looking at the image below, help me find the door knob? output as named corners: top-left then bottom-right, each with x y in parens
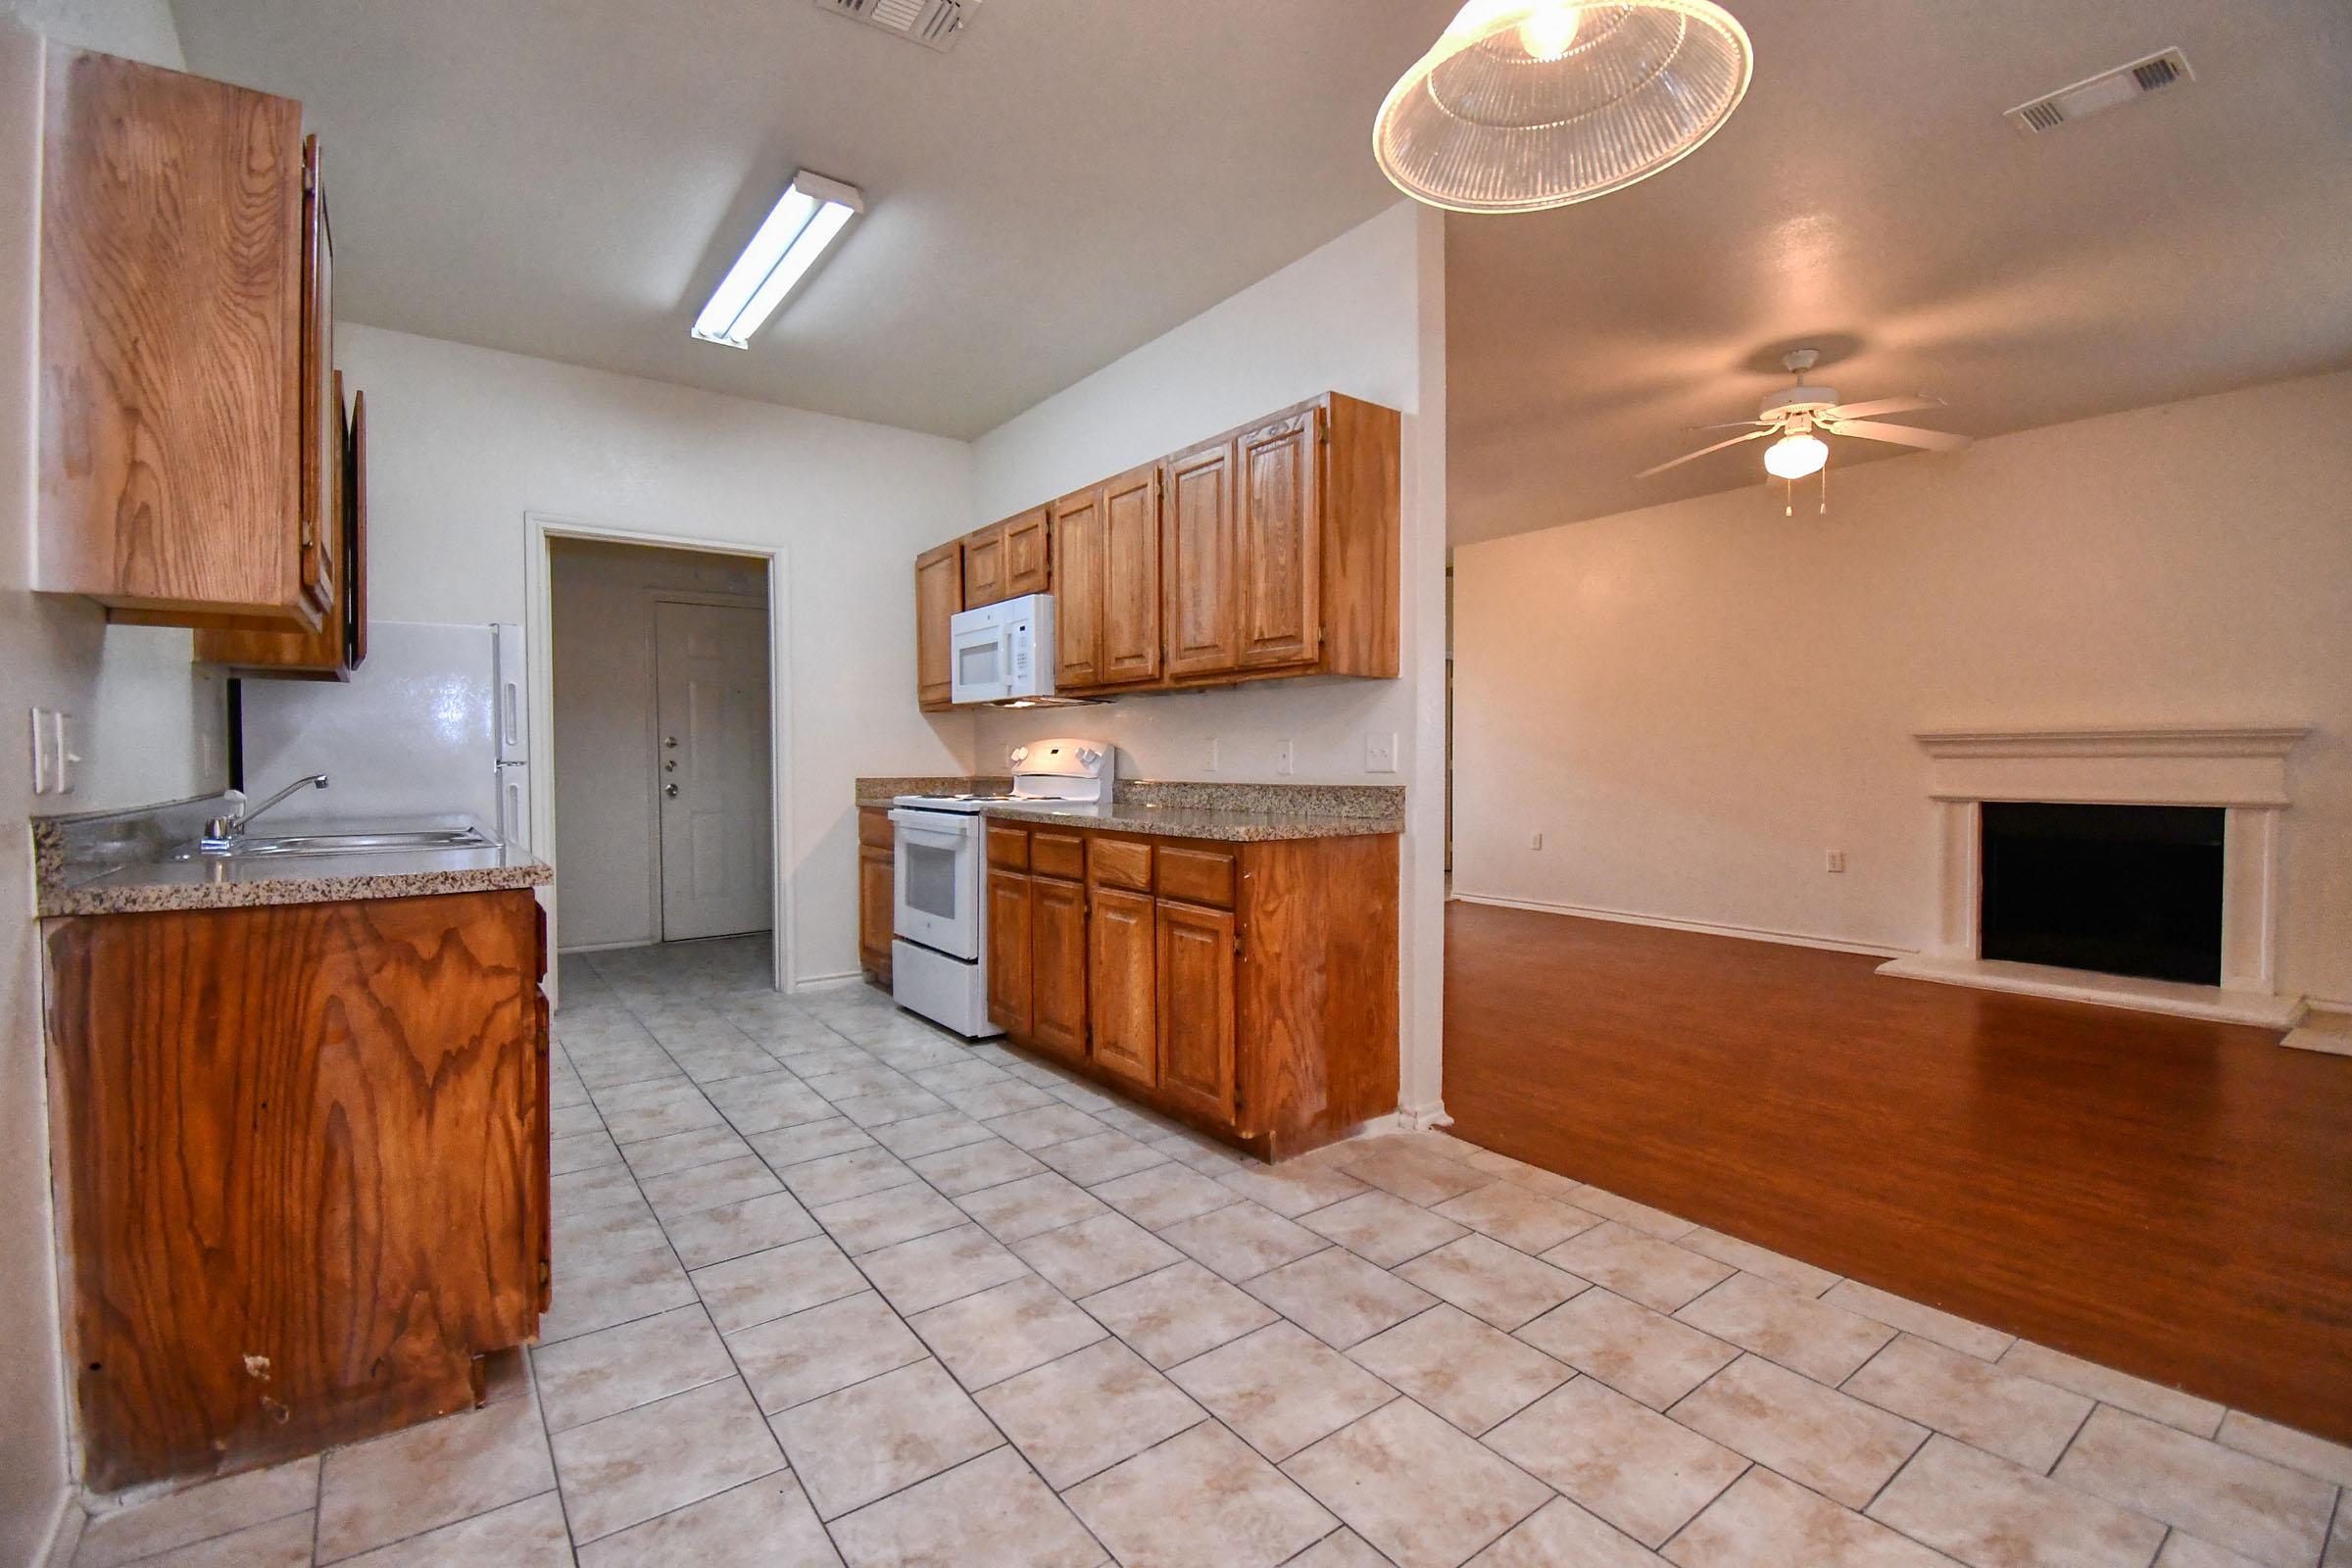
top-left (664, 783), bottom-right (679, 798)
top-left (662, 736), bottom-right (678, 749)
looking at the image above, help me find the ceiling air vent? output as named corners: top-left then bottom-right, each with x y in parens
top-left (2005, 48), bottom-right (2193, 133)
top-left (815, 0), bottom-right (978, 52)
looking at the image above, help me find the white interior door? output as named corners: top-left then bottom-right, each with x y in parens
top-left (655, 599), bottom-right (773, 941)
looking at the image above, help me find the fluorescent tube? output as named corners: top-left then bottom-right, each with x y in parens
top-left (691, 172), bottom-right (864, 348)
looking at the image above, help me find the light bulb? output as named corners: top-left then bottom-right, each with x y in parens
top-left (1519, 2), bottom-right (1581, 60)
top-left (1764, 433), bottom-right (1829, 480)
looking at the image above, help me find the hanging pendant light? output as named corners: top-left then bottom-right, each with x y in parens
top-left (1374, 0), bottom-right (1754, 214)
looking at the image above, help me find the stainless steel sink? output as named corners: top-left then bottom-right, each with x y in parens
top-left (221, 827), bottom-right (495, 858)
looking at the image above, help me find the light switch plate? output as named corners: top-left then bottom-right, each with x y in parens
top-left (1364, 731), bottom-right (1398, 773)
top-left (1273, 739), bottom-right (1295, 776)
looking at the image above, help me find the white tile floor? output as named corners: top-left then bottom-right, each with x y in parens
top-left (67, 936), bottom-right (2352, 1568)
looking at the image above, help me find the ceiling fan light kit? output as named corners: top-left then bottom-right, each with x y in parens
top-left (1374, 0), bottom-right (1754, 213)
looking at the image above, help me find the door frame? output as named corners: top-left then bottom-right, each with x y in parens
top-left (525, 512), bottom-right (795, 1000)
top-left (648, 590), bottom-right (771, 945)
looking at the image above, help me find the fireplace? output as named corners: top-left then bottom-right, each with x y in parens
top-left (1979, 803), bottom-right (2225, 985)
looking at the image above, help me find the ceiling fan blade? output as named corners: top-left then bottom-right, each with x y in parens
top-left (1636, 427), bottom-right (1774, 478)
top-left (1822, 418), bottom-right (1972, 453)
top-left (1688, 419), bottom-right (1775, 431)
top-left (1817, 395), bottom-right (1944, 422)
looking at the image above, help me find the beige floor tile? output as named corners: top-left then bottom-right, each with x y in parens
top-left (1871, 1435), bottom-right (2167, 1568)
top-left (108, 1512), bottom-right (316, 1568)
top-left (480, 1345), bottom-right (531, 1405)
top-left (551, 1162), bottom-right (642, 1218)
top-left (867, 1108), bottom-right (994, 1158)
top-left (75, 1457), bottom-right (318, 1568)
top-left (957, 1171), bottom-right (1113, 1241)
top-left (2157, 1536), bottom-right (2269, 1568)
top-left (826, 1446), bottom-right (1103, 1568)
top-left (1349, 1303), bottom-right (1570, 1435)
top-left (1433, 1182), bottom-right (1603, 1253)
top-left (811, 1181), bottom-right (966, 1253)
top-left (939, 1078), bottom-right (1062, 1120)
top-left (1300, 1191), bottom-right (1471, 1268)
top-left (618, 1124), bottom-right (757, 1181)
top-left (2215, 1408), bottom-right (2352, 1488)
top-left (1680, 1228), bottom-right (1840, 1298)
top-left (1067, 1420), bottom-right (1335, 1568)
top-left (1468, 1496), bottom-right (1668, 1567)
top-left (1086, 1259), bottom-right (1280, 1366)
top-left (659, 1190), bottom-right (821, 1270)
top-left (1822, 1279), bottom-right (2015, 1361)
top-left (1517, 1287), bottom-right (1740, 1411)
top-left (640, 1155), bottom-right (785, 1224)
top-left (2052, 1405), bottom-right (2334, 1568)
top-left (728, 1290), bottom-right (927, 1410)
top-left (1674, 1271), bottom-right (1896, 1386)
top-left (1170, 1321), bottom-right (1398, 1460)
top-left (1285, 1397), bottom-right (1550, 1568)
top-left (544, 1240), bottom-right (698, 1344)
top-left (906, 1136), bottom-right (1047, 1197)
top-left (1999, 1342), bottom-right (2226, 1437)
top-left (703, 1073), bottom-right (835, 1135)
top-left (1664, 1466), bottom-right (1949, 1568)
top-left (858, 1221), bottom-right (1032, 1314)
top-left (1338, 1143), bottom-right (1496, 1207)
top-left (745, 1116), bottom-right (877, 1168)
top-left (340, 1492), bottom-right (571, 1566)
top-left (1093, 1162), bottom-right (1245, 1228)
top-left (552, 1189), bottom-right (667, 1260)
top-left (1462, 1152), bottom-right (1589, 1204)
top-left (1214, 1160), bottom-right (1371, 1219)
top-left (1544, 1223), bottom-right (1733, 1314)
top-left (908, 1273), bottom-right (1107, 1388)
top-left (552, 1128), bottom-right (624, 1174)
top-left (1566, 1185), bottom-right (1699, 1241)
top-left (1160, 1199), bottom-right (1330, 1281)
top-left (1395, 1233), bottom-right (1587, 1330)
top-left (691, 1234), bottom-right (865, 1331)
top-left (978, 1337), bottom-right (1207, 1487)
top-left (776, 1145), bottom-right (918, 1207)
top-left (575, 1473), bottom-right (840, 1567)
top-left (1843, 1333), bottom-right (2093, 1473)
top-left (1012, 1210), bottom-right (1184, 1297)
top-left (551, 1376), bottom-right (783, 1544)
top-left (799, 1063), bottom-right (910, 1102)
top-left (597, 1079), bottom-right (726, 1145)
top-left (983, 1102), bottom-right (1109, 1151)
top-left (772, 1359), bottom-right (1004, 1520)
top-left (551, 1100), bottom-right (606, 1139)
top-left (318, 1396), bottom-right (556, 1561)
top-left (1672, 1354), bottom-right (1927, 1510)
top-left (1035, 1128), bottom-right (1171, 1185)
top-left (1287, 1530), bottom-right (1398, 1568)
top-left (531, 1302), bottom-right (734, 1431)
top-left (1247, 1248), bottom-right (1440, 1349)
top-left (1488, 1376), bottom-right (1746, 1546)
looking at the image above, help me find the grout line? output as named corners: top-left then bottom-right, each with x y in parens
top-left (2046, 1398), bottom-right (2102, 1477)
top-left (1654, 1459), bottom-right (1754, 1555)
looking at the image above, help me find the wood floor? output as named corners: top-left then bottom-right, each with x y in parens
top-left (1443, 902), bottom-right (2352, 1445)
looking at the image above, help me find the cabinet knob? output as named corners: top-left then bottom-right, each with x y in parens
top-left (664, 783), bottom-right (679, 798)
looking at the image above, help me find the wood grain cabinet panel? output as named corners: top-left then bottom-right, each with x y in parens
top-left (1161, 438), bottom-right (1238, 678)
top-left (987, 823), bottom-right (1031, 870)
top-left (914, 541), bottom-right (962, 710)
top-left (858, 810), bottom-right (895, 987)
top-left (1030, 830), bottom-right (1086, 881)
top-left (962, 523), bottom-right (1007, 610)
top-left (1100, 463), bottom-right (1163, 685)
top-left (987, 871), bottom-right (1034, 1036)
top-left (1157, 900), bottom-right (1238, 1123)
top-left (1236, 408), bottom-right (1321, 669)
top-left (1155, 845), bottom-right (1236, 909)
top-left (1051, 487), bottom-right (1105, 689)
top-left (1088, 885), bottom-right (1158, 1089)
top-left (1030, 875), bottom-right (1089, 1064)
top-left (1004, 507), bottom-right (1051, 597)
top-left (44, 890), bottom-right (546, 1491)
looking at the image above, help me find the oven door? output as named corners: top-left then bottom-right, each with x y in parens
top-left (890, 808), bottom-right (981, 959)
top-left (950, 611), bottom-right (1011, 705)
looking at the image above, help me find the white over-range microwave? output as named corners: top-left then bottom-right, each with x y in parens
top-left (950, 592), bottom-right (1056, 706)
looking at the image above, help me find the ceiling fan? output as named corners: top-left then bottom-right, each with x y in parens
top-left (1639, 350), bottom-right (1972, 507)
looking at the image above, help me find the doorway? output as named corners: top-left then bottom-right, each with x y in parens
top-left (548, 538), bottom-right (774, 954)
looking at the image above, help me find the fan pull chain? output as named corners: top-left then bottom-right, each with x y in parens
top-left (1820, 459), bottom-right (1829, 516)
top-left (1784, 475), bottom-right (1793, 518)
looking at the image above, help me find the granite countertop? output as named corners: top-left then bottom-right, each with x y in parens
top-left (33, 794), bottom-right (551, 917)
top-left (975, 799), bottom-right (1397, 843)
top-left (854, 777), bottom-right (1404, 843)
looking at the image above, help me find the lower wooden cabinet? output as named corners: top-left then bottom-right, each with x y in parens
top-left (982, 820), bottom-right (1397, 1159)
top-left (858, 807), bottom-right (895, 985)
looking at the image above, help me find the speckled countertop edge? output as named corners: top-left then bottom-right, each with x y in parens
top-left (976, 800), bottom-right (1400, 843)
top-left (37, 859), bottom-right (553, 918)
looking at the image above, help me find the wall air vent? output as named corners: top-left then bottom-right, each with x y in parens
top-left (2005, 48), bottom-right (2193, 133)
top-left (815, 0), bottom-right (978, 52)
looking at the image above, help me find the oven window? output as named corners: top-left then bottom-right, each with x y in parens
top-left (957, 640), bottom-right (1002, 688)
top-left (903, 841), bottom-right (961, 921)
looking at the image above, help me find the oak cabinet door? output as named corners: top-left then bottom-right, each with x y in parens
top-left (858, 843), bottom-right (894, 981)
top-left (1004, 507), bottom-right (1051, 597)
top-left (1100, 463), bottom-right (1162, 685)
top-left (1161, 439), bottom-right (1237, 678)
top-left (986, 871), bottom-right (1034, 1037)
top-left (1088, 886), bottom-right (1157, 1088)
top-left (1030, 876), bottom-right (1089, 1064)
top-left (1051, 486), bottom-right (1105, 689)
top-left (1236, 408), bottom-right (1321, 669)
top-left (1156, 900), bottom-right (1238, 1125)
top-left (962, 523), bottom-right (1007, 609)
top-left (914, 542), bottom-right (962, 709)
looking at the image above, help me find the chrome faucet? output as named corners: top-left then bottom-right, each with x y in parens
top-left (201, 774), bottom-right (329, 854)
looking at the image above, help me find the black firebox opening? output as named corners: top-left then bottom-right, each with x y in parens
top-left (1979, 803), bottom-right (2225, 986)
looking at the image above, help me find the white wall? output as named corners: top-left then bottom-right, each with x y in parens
top-left (551, 539), bottom-right (769, 951)
top-left (970, 201), bottom-right (1452, 1118)
top-left (1452, 371), bottom-right (2352, 1005)
top-left (335, 324), bottom-right (974, 985)
top-left (1, 9), bottom-right (217, 1562)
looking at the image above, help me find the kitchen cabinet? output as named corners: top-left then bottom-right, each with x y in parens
top-left (1087, 884), bottom-right (1157, 1089)
top-left (1157, 899), bottom-right (1238, 1124)
top-left (43, 889), bottom-right (548, 1491)
top-left (858, 807), bottom-right (895, 985)
top-left (1234, 406), bottom-right (1321, 669)
top-left (1004, 506), bottom-right (1052, 597)
top-left (1050, 484), bottom-right (1105, 689)
top-left (962, 522), bottom-right (1006, 610)
top-left (1029, 870), bottom-right (1088, 1062)
top-left (38, 45), bottom-right (345, 632)
top-left (1161, 436), bottom-right (1238, 678)
top-left (1053, 463), bottom-right (1161, 689)
top-left (985, 869), bottom-right (1033, 1037)
top-left (914, 542), bottom-right (962, 710)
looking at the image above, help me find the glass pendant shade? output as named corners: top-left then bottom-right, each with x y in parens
top-left (1375, 0), bottom-right (1754, 213)
top-left (1764, 433), bottom-right (1829, 479)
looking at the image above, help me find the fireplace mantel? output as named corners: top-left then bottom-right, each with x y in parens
top-left (1881, 723), bottom-right (2311, 1028)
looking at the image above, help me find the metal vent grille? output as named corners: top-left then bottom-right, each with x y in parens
top-left (815, 0), bottom-right (976, 52)
top-left (2004, 48), bottom-right (2193, 134)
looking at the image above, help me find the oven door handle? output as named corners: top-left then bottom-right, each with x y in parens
top-left (888, 811), bottom-right (973, 850)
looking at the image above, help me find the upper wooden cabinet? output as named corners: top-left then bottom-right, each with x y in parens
top-left (961, 523), bottom-right (1006, 610)
top-left (1234, 406), bottom-right (1322, 670)
top-left (1003, 506), bottom-right (1051, 597)
top-left (914, 541), bottom-right (962, 710)
top-left (1052, 462), bottom-right (1162, 692)
top-left (1050, 484), bottom-right (1105, 690)
top-left (1162, 436), bottom-right (1238, 679)
top-left (38, 46), bottom-right (342, 631)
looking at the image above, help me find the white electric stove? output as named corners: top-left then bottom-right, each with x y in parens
top-left (889, 739), bottom-right (1112, 1036)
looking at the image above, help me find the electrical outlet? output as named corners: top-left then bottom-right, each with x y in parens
top-left (1825, 850), bottom-right (1846, 873)
top-left (1530, 830), bottom-right (1544, 851)
top-left (28, 708), bottom-right (79, 796)
top-left (1364, 731), bottom-right (1398, 773)
top-left (1273, 739), bottom-right (1295, 776)
top-left (1203, 737), bottom-right (1220, 773)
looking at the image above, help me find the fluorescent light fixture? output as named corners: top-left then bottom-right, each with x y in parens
top-left (692, 171), bottom-right (864, 348)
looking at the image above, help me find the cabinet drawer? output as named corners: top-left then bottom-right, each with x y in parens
top-left (1031, 830), bottom-right (1086, 881)
top-left (1155, 846), bottom-right (1237, 909)
top-left (858, 808), bottom-right (895, 849)
top-left (986, 824), bottom-right (1030, 870)
top-left (1089, 837), bottom-right (1152, 892)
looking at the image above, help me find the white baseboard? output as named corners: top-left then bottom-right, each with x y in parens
top-left (40, 1489), bottom-right (83, 1568)
top-left (1450, 892), bottom-right (1908, 959)
top-left (556, 938), bottom-right (659, 956)
top-left (792, 969), bottom-right (866, 992)
top-left (1396, 1100), bottom-right (1452, 1133)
